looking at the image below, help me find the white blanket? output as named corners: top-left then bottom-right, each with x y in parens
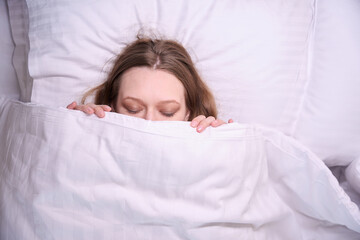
top-left (0, 97), bottom-right (359, 239)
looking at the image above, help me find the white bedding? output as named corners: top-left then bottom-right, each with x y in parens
top-left (5, 0), bottom-right (360, 168)
top-left (1, 97), bottom-right (359, 239)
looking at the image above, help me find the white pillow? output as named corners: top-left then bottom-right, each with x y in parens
top-left (0, 0), bottom-right (20, 99)
top-left (11, 0), bottom-right (313, 133)
top-left (292, 0), bottom-right (360, 166)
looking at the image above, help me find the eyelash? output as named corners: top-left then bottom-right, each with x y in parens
top-left (126, 109), bottom-right (139, 114)
top-left (162, 112), bottom-right (175, 117)
top-left (125, 107), bottom-right (175, 117)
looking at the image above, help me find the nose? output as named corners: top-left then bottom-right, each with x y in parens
top-left (144, 110), bottom-right (155, 121)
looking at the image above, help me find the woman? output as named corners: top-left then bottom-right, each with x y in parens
top-left (67, 37), bottom-right (232, 133)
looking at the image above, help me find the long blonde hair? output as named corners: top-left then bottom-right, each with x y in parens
top-left (82, 37), bottom-right (217, 120)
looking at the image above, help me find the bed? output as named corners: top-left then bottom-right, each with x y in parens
top-left (1, 0), bottom-right (360, 239)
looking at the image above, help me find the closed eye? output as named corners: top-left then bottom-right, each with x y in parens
top-left (161, 112), bottom-right (175, 117)
top-left (126, 108), bottom-right (141, 114)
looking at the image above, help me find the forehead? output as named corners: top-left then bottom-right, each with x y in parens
top-left (119, 67), bottom-right (185, 101)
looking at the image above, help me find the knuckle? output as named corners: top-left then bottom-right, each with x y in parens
top-left (206, 116), bottom-right (216, 123)
top-left (95, 107), bottom-right (103, 113)
top-left (200, 122), bottom-right (209, 128)
top-left (102, 105), bottom-right (111, 111)
top-left (86, 103), bottom-right (96, 109)
top-left (207, 116), bottom-right (216, 121)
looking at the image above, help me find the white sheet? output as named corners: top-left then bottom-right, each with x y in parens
top-left (0, 97), bottom-right (359, 239)
top-left (0, 0), bottom-right (20, 99)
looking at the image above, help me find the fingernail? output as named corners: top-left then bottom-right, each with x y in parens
top-left (191, 121), bottom-right (198, 127)
top-left (197, 126), bottom-right (202, 132)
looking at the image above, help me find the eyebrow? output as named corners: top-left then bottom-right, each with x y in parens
top-left (122, 97), bottom-right (180, 106)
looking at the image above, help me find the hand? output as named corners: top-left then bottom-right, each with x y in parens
top-left (190, 115), bottom-right (234, 133)
top-left (66, 101), bottom-right (112, 118)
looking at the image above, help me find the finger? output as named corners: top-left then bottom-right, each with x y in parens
top-left (228, 119), bottom-right (234, 123)
top-left (76, 104), bottom-right (95, 115)
top-left (93, 105), bottom-right (106, 118)
top-left (190, 115), bottom-right (206, 128)
top-left (197, 116), bottom-right (215, 133)
top-left (66, 101), bottom-right (77, 109)
top-left (101, 105), bottom-right (112, 112)
top-left (210, 119), bottom-right (226, 127)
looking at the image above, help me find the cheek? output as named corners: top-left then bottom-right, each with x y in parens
top-left (174, 108), bottom-right (189, 121)
top-left (185, 110), bottom-right (190, 121)
top-left (116, 107), bottom-right (125, 114)
top-left (173, 99), bottom-right (188, 121)
top-left (114, 103), bottom-right (123, 114)
top-left (113, 97), bottom-right (121, 113)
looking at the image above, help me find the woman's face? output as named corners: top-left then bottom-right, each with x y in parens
top-left (115, 66), bottom-right (189, 121)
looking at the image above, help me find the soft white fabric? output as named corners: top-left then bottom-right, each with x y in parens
top-left (346, 158), bottom-right (360, 195)
top-left (6, 0), bottom-right (31, 101)
top-left (6, 0), bottom-right (360, 167)
top-left (3, 1), bottom-right (360, 238)
top-left (0, 97), bottom-right (359, 239)
top-left (13, 0), bottom-right (313, 133)
top-left (292, 0), bottom-right (360, 166)
top-left (0, 0), bottom-right (20, 99)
